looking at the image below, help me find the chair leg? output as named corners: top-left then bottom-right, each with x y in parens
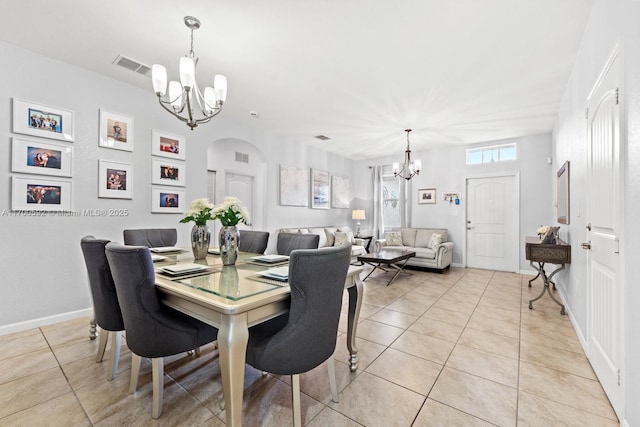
top-left (327, 354), bottom-right (339, 403)
top-left (106, 331), bottom-right (121, 381)
top-left (151, 357), bottom-right (164, 419)
top-left (129, 353), bottom-right (141, 393)
top-left (96, 328), bottom-right (108, 363)
top-left (291, 374), bottom-right (302, 427)
top-left (195, 346), bottom-right (201, 356)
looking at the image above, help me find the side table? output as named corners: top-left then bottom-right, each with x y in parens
top-left (355, 235), bottom-right (374, 252)
top-left (525, 236), bottom-right (571, 315)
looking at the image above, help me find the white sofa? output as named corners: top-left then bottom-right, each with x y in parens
top-left (279, 226), bottom-right (367, 259)
top-left (374, 228), bottom-right (453, 272)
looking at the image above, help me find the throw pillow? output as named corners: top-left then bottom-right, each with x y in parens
top-left (334, 231), bottom-right (352, 246)
top-left (428, 233), bottom-right (444, 249)
top-left (324, 227), bottom-right (337, 246)
top-left (385, 231), bottom-right (403, 246)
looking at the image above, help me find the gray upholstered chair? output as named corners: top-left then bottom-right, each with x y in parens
top-left (123, 228), bottom-right (177, 247)
top-left (238, 230), bottom-right (270, 254)
top-left (80, 235), bottom-right (124, 381)
top-left (245, 244), bottom-right (351, 427)
top-left (276, 232), bottom-right (320, 256)
top-left (104, 242), bottom-right (218, 419)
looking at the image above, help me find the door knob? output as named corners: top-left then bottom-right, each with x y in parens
top-left (581, 242), bottom-right (591, 250)
top-left (586, 223), bottom-right (592, 231)
top-left (466, 227), bottom-right (474, 230)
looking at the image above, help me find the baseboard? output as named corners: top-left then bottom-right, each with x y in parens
top-left (0, 308), bottom-right (93, 336)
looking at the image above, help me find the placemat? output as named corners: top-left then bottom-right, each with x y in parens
top-left (247, 274), bottom-right (289, 287)
top-left (245, 259), bottom-right (289, 267)
top-left (156, 267), bottom-right (220, 280)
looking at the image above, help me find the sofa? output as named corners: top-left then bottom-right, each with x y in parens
top-left (279, 226), bottom-right (367, 259)
top-left (374, 228), bottom-right (454, 272)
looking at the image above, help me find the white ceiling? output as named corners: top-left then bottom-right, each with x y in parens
top-left (0, 0), bottom-right (594, 160)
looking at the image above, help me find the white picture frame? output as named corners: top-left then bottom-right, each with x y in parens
top-left (311, 169), bottom-right (330, 209)
top-left (11, 176), bottom-right (73, 211)
top-left (151, 158), bottom-right (186, 187)
top-left (331, 175), bottom-right (350, 209)
top-left (98, 160), bottom-right (133, 199)
top-left (99, 109), bottom-right (134, 151)
top-left (151, 129), bottom-right (186, 160)
top-left (12, 98), bottom-right (74, 142)
top-left (279, 165), bottom-right (308, 207)
top-left (12, 137), bottom-right (73, 177)
top-left (151, 187), bottom-right (185, 213)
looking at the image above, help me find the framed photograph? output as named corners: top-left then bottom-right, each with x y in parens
top-left (151, 187), bottom-right (184, 213)
top-left (331, 175), bottom-right (350, 209)
top-left (418, 188), bottom-right (436, 204)
top-left (151, 158), bottom-right (186, 187)
top-left (311, 169), bottom-right (330, 209)
top-left (99, 109), bottom-right (134, 151)
top-left (12, 98), bottom-right (74, 142)
top-left (12, 138), bottom-right (73, 177)
top-left (11, 176), bottom-right (72, 211)
top-left (151, 129), bottom-right (186, 160)
top-left (279, 165), bottom-right (308, 207)
top-left (98, 160), bottom-right (132, 199)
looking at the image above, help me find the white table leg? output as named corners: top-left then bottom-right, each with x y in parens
top-left (346, 275), bottom-right (363, 372)
top-left (218, 313), bottom-right (249, 427)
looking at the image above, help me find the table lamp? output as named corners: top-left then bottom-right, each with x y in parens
top-left (351, 209), bottom-right (366, 237)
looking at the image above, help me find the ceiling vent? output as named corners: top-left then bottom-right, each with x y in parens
top-left (315, 135), bottom-right (330, 141)
top-left (235, 152), bottom-right (249, 163)
top-left (112, 54), bottom-right (151, 76)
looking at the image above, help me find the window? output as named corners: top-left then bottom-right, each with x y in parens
top-left (466, 143), bottom-right (517, 164)
top-left (382, 174), bottom-right (402, 229)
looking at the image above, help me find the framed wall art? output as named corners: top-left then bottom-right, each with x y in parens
top-left (99, 109), bottom-right (134, 151)
top-left (151, 187), bottom-right (184, 213)
top-left (11, 176), bottom-right (72, 211)
top-left (279, 165), bottom-right (308, 207)
top-left (12, 137), bottom-right (73, 177)
top-left (151, 158), bottom-right (186, 187)
top-left (311, 169), bottom-right (330, 209)
top-left (331, 175), bottom-right (350, 209)
top-left (12, 98), bottom-right (74, 142)
top-left (151, 129), bottom-right (186, 160)
top-left (418, 188), bottom-right (436, 204)
top-left (98, 160), bottom-right (132, 199)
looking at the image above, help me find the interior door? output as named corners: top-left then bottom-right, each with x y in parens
top-left (225, 172), bottom-right (254, 229)
top-left (585, 42), bottom-right (624, 414)
top-left (466, 174), bottom-right (518, 272)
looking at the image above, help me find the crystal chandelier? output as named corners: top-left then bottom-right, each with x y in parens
top-left (151, 16), bottom-right (227, 130)
top-left (393, 129), bottom-right (421, 180)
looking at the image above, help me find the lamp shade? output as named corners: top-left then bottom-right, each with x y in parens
top-left (352, 210), bottom-right (366, 220)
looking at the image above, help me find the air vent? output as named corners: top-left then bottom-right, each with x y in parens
top-left (315, 135), bottom-right (330, 141)
top-left (235, 152), bottom-right (249, 163)
top-left (112, 55), bottom-right (151, 76)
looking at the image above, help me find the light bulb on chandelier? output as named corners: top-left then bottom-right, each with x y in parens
top-left (392, 129), bottom-right (421, 180)
top-left (151, 16), bottom-right (227, 130)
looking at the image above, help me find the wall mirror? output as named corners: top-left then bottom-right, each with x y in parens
top-left (557, 160), bottom-right (570, 224)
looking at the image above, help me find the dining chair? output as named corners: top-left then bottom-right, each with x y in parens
top-left (104, 242), bottom-right (218, 419)
top-left (80, 235), bottom-right (124, 381)
top-left (123, 228), bottom-right (177, 247)
top-left (238, 230), bottom-right (270, 254)
top-left (276, 232), bottom-right (320, 256)
top-left (245, 244), bottom-right (351, 427)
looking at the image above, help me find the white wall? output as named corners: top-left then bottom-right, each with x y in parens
top-left (553, 0), bottom-right (640, 425)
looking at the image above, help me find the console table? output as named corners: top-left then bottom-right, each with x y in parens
top-left (525, 236), bottom-right (571, 315)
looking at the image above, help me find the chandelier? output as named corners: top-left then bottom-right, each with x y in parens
top-left (393, 129), bottom-right (421, 180)
top-left (151, 16), bottom-right (227, 130)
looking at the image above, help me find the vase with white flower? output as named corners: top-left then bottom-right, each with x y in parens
top-left (180, 198), bottom-right (214, 260)
top-left (211, 196), bottom-right (250, 265)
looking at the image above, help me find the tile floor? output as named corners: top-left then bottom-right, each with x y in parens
top-left (0, 267), bottom-right (619, 426)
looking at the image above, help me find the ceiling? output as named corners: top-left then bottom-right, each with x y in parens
top-left (0, 0), bottom-right (594, 160)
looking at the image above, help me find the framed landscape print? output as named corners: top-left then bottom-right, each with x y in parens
top-left (331, 175), bottom-right (349, 209)
top-left (418, 188), bottom-right (436, 204)
top-left (151, 129), bottom-right (186, 160)
top-left (11, 176), bottom-right (72, 211)
top-left (311, 169), bottom-right (330, 209)
top-left (12, 138), bottom-right (73, 177)
top-left (99, 109), bottom-right (134, 151)
top-left (279, 165), bottom-right (308, 207)
top-left (151, 158), bottom-right (186, 187)
top-left (12, 98), bottom-right (74, 142)
top-left (151, 187), bottom-right (184, 213)
top-left (98, 160), bottom-right (132, 199)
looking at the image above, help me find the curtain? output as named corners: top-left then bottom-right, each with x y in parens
top-left (370, 165), bottom-right (384, 239)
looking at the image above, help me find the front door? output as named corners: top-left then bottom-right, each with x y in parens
top-left (465, 174), bottom-right (518, 272)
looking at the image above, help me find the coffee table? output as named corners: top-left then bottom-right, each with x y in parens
top-left (358, 249), bottom-right (416, 286)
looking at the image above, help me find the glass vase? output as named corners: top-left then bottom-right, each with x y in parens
top-left (191, 224), bottom-right (211, 260)
top-left (219, 225), bottom-right (239, 266)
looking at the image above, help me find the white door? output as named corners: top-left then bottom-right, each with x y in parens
top-left (466, 175), bottom-right (518, 271)
top-left (225, 172), bottom-right (254, 229)
top-left (585, 42), bottom-right (624, 414)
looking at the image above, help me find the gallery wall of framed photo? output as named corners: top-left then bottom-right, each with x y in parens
top-left (149, 129), bottom-right (186, 213)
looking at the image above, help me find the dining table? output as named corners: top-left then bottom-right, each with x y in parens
top-left (150, 249), bottom-right (364, 427)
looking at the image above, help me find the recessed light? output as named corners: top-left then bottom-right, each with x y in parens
top-left (249, 111), bottom-right (259, 118)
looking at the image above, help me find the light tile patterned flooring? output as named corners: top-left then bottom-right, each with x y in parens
top-left (0, 267), bottom-right (619, 426)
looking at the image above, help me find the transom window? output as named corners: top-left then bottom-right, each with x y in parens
top-left (466, 143), bottom-right (517, 165)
